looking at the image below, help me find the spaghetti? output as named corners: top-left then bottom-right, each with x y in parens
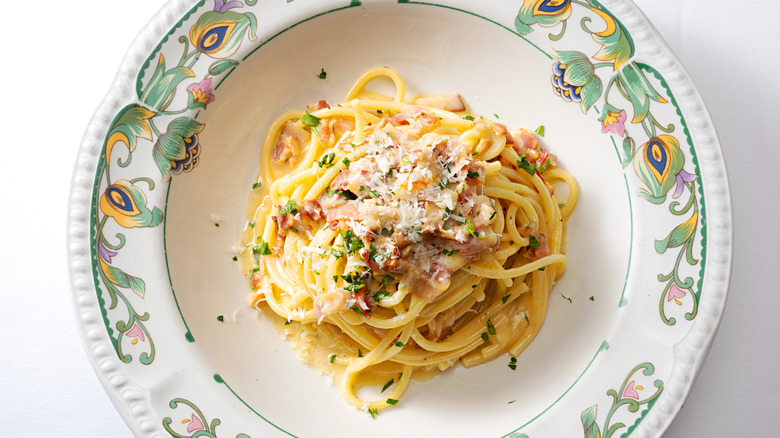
top-left (240, 67), bottom-right (577, 413)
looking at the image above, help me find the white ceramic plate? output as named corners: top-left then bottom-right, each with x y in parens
top-left (68, 1), bottom-right (732, 436)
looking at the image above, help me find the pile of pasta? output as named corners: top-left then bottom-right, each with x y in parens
top-left (240, 67), bottom-right (577, 413)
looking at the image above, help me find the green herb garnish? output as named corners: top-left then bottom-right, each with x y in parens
top-left (486, 319), bottom-right (496, 336)
top-left (217, 315), bottom-right (224, 322)
top-left (517, 156), bottom-right (536, 175)
top-left (301, 111), bottom-right (321, 127)
top-left (508, 357), bottom-right (517, 370)
top-left (534, 125), bottom-right (545, 136)
top-left (317, 68), bottom-right (327, 79)
top-left (279, 200), bottom-right (299, 216)
top-left (386, 398), bottom-right (399, 405)
top-left (528, 234), bottom-right (540, 249)
top-left (463, 115), bottom-right (475, 121)
top-left (381, 378), bottom-right (394, 393)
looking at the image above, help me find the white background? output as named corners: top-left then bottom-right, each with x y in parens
top-left (0, 0), bottom-right (777, 436)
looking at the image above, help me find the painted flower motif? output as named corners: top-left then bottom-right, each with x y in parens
top-left (97, 240), bottom-right (118, 263)
top-left (622, 380), bottom-right (642, 400)
top-left (152, 117), bottom-right (206, 180)
top-left (598, 103), bottom-right (626, 136)
top-left (585, 6), bottom-right (634, 69)
top-left (616, 62), bottom-right (667, 124)
top-left (667, 283), bottom-right (687, 305)
top-left (551, 50), bottom-right (603, 113)
top-left (100, 180), bottom-right (164, 229)
top-left (189, 3), bottom-right (257, 59)
top-left (125, 322), bottom-right (146, 346)
top-left (515, 0), bottom-right (572, 35)
top-left (184, 413), bottom-right (205, 433)
top-left (633, 134), bottom-right (685, 203)
top-left (673, 168), bottom-right (697, 198)
top-left (186, 78), bottom-right (215, 110)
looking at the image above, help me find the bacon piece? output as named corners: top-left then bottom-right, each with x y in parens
top-left (299, 200), bottom-right (324, 222)
top-left (507, 128), bottom-right (539, 157)
top-left (326, 202), bottom-right (361, 228)
top-left (388, 106), bottom-right (424, 125)
top-left (272, 121), bottom-right (309, 163)
top-left (307, 100), bottom-right (330, 112)
top-left (522, 229), bottom-right (551, 261)
top-left (313, 287), bottom-right (350, 323)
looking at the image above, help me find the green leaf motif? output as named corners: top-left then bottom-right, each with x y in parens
top-left (152, 117), bottom-right (205, 180)
top-left (100, 259), bottom-right (147, 299)
top-left (585, 6), bottom-right (634, 69)
top-left (621, 136), bottom-right (636, 169)
top-left (208, 59), bottom-right (239, 76)
top-left (617, 62), bottom-right (667, 124)
top-left (581, 405), bottom-right (602, 438)
top-left (139, 54), bottom-right (195, 110)
top-left (168, 116), bottom-right (206, 138)
top-left (655, 212), bottom-right (697, 253)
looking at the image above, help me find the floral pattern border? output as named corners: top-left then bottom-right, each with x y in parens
top-left (514, 0), bottom-right (705, 325)
top-left (80, 0), bottom-right (710, 435)
top-left (90, 0), bottom-right (259, 364)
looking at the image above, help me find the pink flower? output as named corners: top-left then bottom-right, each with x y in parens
top-left (622, 380), bottom-right (642, 400)
top-left (125, 323), bottom-right (146, 346)
top-left (187, 78), bottom-right (215, 110)
top-left (666, 283), bottom-right (687, 305)
top-left (185, 414), bottom-right (205, 433)
top-left (598, 104), bottom-right (627, 137)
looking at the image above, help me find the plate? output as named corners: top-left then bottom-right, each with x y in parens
top-left (67, 0), bottom-right (732, 436)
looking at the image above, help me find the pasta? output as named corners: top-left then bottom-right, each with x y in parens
top-left (240, 67), bottom-right (578, 413)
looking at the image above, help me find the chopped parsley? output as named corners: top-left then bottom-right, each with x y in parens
top-left (561, 293), bottom-right (573, 303)
top-left (467, 170), bottom-right (480, 178)
top-left (534, 125), bottom-right (545, 136)
top-left (508, 357), bottom-right (517, 370)
top-left (489, 210), bottom-right (497, 220)
top-left (517, 156), bottom-right (536, 175)
top-left (493, 113), bottom-right (499, 119)
top-left (316, 152), bottom-right (336, 168)
top-left (481, 332), bottom-right (489, 342)
top-left (380, 227), bottom-right (393, 236)
top-left (341, 229), bottom-right (364, 255)
top-left (217, 315), bottom-right (224, 322)
top-left (589, 296), bottom-right (595, 301)
top-left (342, 157), bottom-right (352, 167)
top-left (369, 190), bottom-right (379, 198)
top-left (253, 241), bottom-right (272, 256)
top-left (214, 223), bottom-right (220, 227)
top-left (465, 218), bottom-right (476, 237)
top-left (538, 266), bottom-right (546, 271)
top-left (501, 294), bottom-right (511, 304)
top-left (368, 407), bottom-right (378, 419)
top-left (358, 349), bottom-right (363, 357)
top-left (279, 200), bottom-right (299, 216)
top-left (381, 275), bottom-right (395, 287)
top-left (373, 290), bottom-right (391, 302)
top-left (344, 283), bottom-right (365, 292)
top-left (331, 248), bottom-right (344, 258)
top-left (350, 304), bottom-right (362, 315)
top-left (524, 314), bottom-right (530, 324)
top-left (486, 319), bottom-right (496, 336)
top-left (386, 398), bottom-right (399, 405)
top-left (381, 378), bottom-right (394, 393)
top-left (252, 182), bottom-right (262, 189)
top-left (329, 354), bottom-right (336, 364)
top-left (463, 115), bottom-right (475, 121)
top-left (393, 341), bottom-right (404, 348)
top-left (301, 111), bottom-right (321, 127)
top-left (442, 248), bottom-right (459, 256)
top-left (232, 256), bottom-right (238, 261)
top-left (528, 234), bottom-right (541, 249)
top-left (317, 68), bottom-right (327, 79)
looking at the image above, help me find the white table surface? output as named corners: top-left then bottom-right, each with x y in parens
top-left (1, 0), bottom-right (777, 436)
